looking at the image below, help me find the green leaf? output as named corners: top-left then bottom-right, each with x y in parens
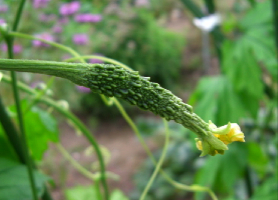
top-left (0, 158), bottom-right (50, 200)
top-left (111, 189), bottom-right (129, 200)
top-left (189, 76), bottom-right (245, 126)
top-left (194, 143), bottom-right (248, 200)
top-left (0, 129), bottom-right (18, 161)
top-left (250, 174), bottom-right (278, 200)
top-left (247, 143), bottom-right (269, 178)
top-left (222, 38), bottom-right (264, 118)
top-left (9, 100), bottom-right (59, 160)
top-left (65, 185), bottom-right (97, 200)
top-left (223, 39), bottom-right (263, 99)
top-left (239, 1), bottom-right (272, 28)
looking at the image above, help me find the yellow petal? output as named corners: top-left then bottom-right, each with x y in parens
top-left (216, 123), bottom-right (245, 144)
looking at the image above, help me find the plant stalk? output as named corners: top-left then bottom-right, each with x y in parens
top-left (5, 0), bottom-right (39, 198)
top-left (139, 119), bottom-right (170, 200)
top-left (0, 97), bottom-right (25, 163)
top-left (272, 0), bottom-right (278, 58)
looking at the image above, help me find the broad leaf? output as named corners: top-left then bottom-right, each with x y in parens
top-left (223, 39), bottom-right (263, 99)
top-left (247, 142), bottom-right (269, 178)
top-left (222, 38), bottom-right (264, 118)
top-left (9, 100), bottom-right (59, 160)
top-left (194, 143), bottom-right (248, 200)
top-left (250, 174), bottom-right (278, 200)
top-left (239, 1), bottom-right (272, 28)
top-left (0, 158), bottom-right (49, 200)
top-left (0, 129), bottom-right (18, 161)
top-left (189, 76), bottom-right (245, 126)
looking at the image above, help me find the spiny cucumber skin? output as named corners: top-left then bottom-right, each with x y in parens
top-left (84, 64), bottom-right (210, 136)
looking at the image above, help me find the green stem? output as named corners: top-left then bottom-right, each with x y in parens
top-left (64, 55), bottom-right (131, 71)
top-left (139, 119), bottom-right (170, 200)
top-left (56, 144), bottom-right (119, 182)
top-left (272, 0), bottom-right (278, 58)
top-left (1, 69), bottom-right (218, 199)
top-left (94, 180), bottom-right (103, 200)
top-left (180, 0), bottom-right (204, 18)
top-left (56, 144), bottom-right (97, 181)
top-left (113, 98), bottom-right (217, 200)
top-left (9, 32), bottom-right (85, 62)
top-left (0, 97), bottom-right (25, 163)
top-left (180, 0), bottom-right (224, 62)
top-left (203, 0), bottom-right (215, 14)
top-left (11, 0), bottom-right (26, 32)
top-left (24, 77), bottom-right (55, 113)
top-left (100, 95), bottom-right (114, 106)
top-left (6, 1), bottom-right (39, 199)
top-left (3, 31), bottom-right (109, 199)
top-left (1, 73), bottom-right (109, 200)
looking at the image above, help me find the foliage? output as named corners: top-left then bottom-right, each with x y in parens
top-left (131, 119), bottom-right (199, 200)
top-left (132, 0), bottom-right (277, 200)
top-left (65, 185), bottom-right (129, 200)
top-left (100, 9), bottom-right (185, 88)
top-left (0, 158), bottom-right (50, 200)
top-left (0, 0), bottom-right (277, 200)
top-left (8, 100), bottom-right (59, 160)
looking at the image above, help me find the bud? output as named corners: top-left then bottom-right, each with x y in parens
top-left (195, 121), bottom-right (245, 156)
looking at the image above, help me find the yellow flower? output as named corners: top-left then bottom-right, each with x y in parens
top-left (195, 134), bottom-right (227, 156)
top-left (213, 123), bottom-right (245, 145)
top-left (195, 121), bottom-right (245, 156)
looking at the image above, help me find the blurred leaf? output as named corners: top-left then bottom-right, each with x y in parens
top-left (223, 39), bottom-right (263, 99)
top-left (0, 133), bottom-right (18, 162)
top-left (194, 143), bottom-right (248, 200)
top-left (0, 158), bottom-right (49, 200)
top-left (189, 76), bottom-right (245, 126)
top-left (223, 0), bottom-right (276, 118)
top-left (239, 1), bottom-right (272, 28)
top-left (9, 100), bottom-right (59, 160)
top-left (250, 174), bottom-right (278, 200)
top-left (247, 142), bottom-right (269, 177)
top-left (245, 27), bottom-right (277, 81)
top-left (222, 37), bottom-right (264, 118)
top-left (65, 185), bottom-right (97, 200)
top-left (111, 189), bottom-right (129, 200)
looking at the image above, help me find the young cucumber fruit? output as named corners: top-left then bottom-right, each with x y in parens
top-left (84, 64), bottom-right (210, 137)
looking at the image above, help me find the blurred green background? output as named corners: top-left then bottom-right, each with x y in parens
top-left (0, 0), bottom-right (277, 200)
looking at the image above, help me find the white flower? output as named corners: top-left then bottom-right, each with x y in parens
top-left (193, 14), bottom-right (221, 32)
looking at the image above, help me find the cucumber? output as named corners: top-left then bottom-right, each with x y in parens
top-left (84, 64), bottom-right (210, 137)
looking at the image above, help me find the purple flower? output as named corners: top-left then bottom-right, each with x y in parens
top-left (60, 1), bottom-right (80, 16)
top-left (33, 0), bottom-right (50, 8)
top-left (32, 33), bottom-right (54, 47)
top-left (52, 25), bottom-right (63, 33)
top-left (76, 86), bottom-right (91, 93)
top-left (1, 44), bottom-right (22, 54)
top-left (0, 19), bottom-right (5, 25)
top-left (72, 34), bottom-right (88, 45)
top-left (0, 5), bottom-right (8, 13)
top-left (74, 14), bottom-right (102, 23)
